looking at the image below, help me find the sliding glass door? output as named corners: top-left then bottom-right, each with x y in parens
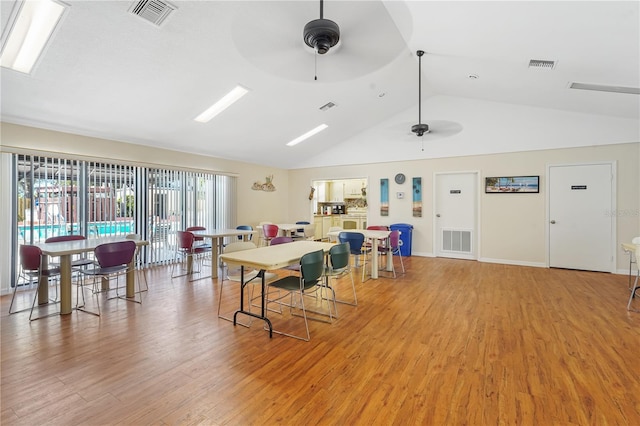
top-left (12, 154), bottom-right (236, 277)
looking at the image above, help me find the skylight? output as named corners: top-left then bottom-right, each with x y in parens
top-left (194, 85), bottom-right (250, 123)
top-left (0, 0), bottom-right (67, 74)
top-left (286, 124), bottom-right (328, 146)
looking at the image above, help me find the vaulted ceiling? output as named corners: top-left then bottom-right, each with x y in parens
top-left (2, 1), bottom-right (639, 169)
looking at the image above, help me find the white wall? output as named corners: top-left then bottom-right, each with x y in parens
top-left (288, 143), bottom-right (640, 271)
top-left (1, 122), bottom-right (638, 297)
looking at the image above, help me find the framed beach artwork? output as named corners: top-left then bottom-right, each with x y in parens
top-left (412, 177), bottom-right (422, 217)
top-left (485, 176), bottom-right (539, 193)
top-left (380, 178), bottom-right (389, 216)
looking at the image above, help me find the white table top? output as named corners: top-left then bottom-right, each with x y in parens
top-left (219, 240), bottom-right (334, 271)
top-left (36, 235), bottom-right (148, 256)
top-left (327, 229), bottom-right (391, 240)
top-left (191, 228), bottom-right (256, 239)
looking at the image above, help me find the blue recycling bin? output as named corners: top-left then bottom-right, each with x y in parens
top-left (390, 223), bottom-right (413, 256)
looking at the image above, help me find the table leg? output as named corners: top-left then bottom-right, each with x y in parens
top-left (38, 255), bottom-right (50, 305)
top-left (126, 260), bottom-right (135, 298)
top-left (233, 266), bottom-right (273, 337)
top-left (371, 238), bottom-right (379, 279)
top-left (385, 236), bottom-right (394, 272)
top-left (211, 237), bottom-right (219, 279)
top-left (59, 255), bottom-right (72, 314)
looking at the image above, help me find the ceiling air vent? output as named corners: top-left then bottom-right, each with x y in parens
top-left (129, 0), bottom-right (175, 26)
top-left (319, 102), bottom-right (336, 111)
top-left (528, 59), bottom-right (556, 70)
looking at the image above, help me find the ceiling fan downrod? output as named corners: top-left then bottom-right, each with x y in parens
top-left (411, 50), bottom-right (430, 137)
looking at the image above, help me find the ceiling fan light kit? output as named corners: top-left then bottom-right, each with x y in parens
top-left (304, 0), bottom-right (340, 55)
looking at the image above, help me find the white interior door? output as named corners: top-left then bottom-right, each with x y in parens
top-left (434, 172), bottom-right (478, 260)
top-left (548, 163), bottom-right (615, 272)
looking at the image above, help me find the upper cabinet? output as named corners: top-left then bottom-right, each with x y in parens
top-left (314, 178), bottom-right (367, 203)
top-left (344, 179), bottom-right (366, 197)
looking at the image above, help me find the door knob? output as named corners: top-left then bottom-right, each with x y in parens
top-left (550, 220), bottom-right (556, 224)
top-left (436, 214), bottom-right (441, 217)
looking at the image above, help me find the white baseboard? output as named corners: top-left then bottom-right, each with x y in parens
top-left (478, 257), bottom-right (547, 268)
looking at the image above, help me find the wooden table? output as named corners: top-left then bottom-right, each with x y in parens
top-left (36, 236), bottom-right (148, 314)
top-left (190, 229), bottom-right (256, 279)
top-left (327, 229), bottom-right (392, 279)
top-left (219, 240), bottom-right (335, 337)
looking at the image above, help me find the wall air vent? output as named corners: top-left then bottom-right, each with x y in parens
top-left (528, 59), bottom-right (556, 70)
top-left (129, 0), bottom-right (176, 26)
top-left (569, 82), bottom-right (640, 95)
top-left (319, 102), bottom-right (336, 111)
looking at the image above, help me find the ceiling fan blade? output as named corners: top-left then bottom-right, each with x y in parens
top-left (231, 0), bottom-right (407, 83)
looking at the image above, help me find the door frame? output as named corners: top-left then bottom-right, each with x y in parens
top-left (432, 170), bottom-right (481, 260)
top-left (545, 161), bottom-right (617, 271)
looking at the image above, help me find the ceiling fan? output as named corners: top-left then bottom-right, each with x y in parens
top-left (230, 1), bottom-right (407, 83)
top-left (401, 50), bottom-right (463, 149)
top-left (303, 0), bottom-right (340, 55)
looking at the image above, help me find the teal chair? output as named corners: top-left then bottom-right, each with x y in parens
top-left (324, 242), bottom-right (356, 312)
top-left (266, 249), bottom-right (328, 341)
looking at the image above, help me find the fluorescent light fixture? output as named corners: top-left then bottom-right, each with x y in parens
top-left (194, 85), bottom-right (249, 123)
top-left (286, 124), bottom-right (328, 146)
top-left (569, 82), bottom-right (640, 95)
top-left (0, 0), bottom-right (67, 74)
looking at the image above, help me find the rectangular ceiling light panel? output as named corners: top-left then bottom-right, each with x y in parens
top-left (194, 85), bottom-right (249, 123)
top-left (0, 0), bottom-right (67, 74)
top-left (569, 82), bottom-right (640, 95)
top-left (286, 124), bottom-right (328, 147)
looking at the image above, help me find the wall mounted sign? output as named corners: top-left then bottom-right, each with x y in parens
top-left (413, 177), bottom-right (422, 217)
top-left (571, 185), bottom-right (587, 190)
top-left (485, 176), bottom-right (539, 193)
top-left (380, 178), bottom-right (389, 216)
top-left (252, 174), bottom-right (276, 191)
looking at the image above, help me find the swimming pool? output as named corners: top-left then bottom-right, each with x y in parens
top-left (18, 221), bottom-right (134, 241)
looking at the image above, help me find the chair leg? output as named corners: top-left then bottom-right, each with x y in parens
top-left (628, 274), bottom-right (639, 312)
top-left (76, 273), bottom-right (100, 316)
top-left (8, 272), bottom-right (35, 314)
top-left (267, 289), bottom-right (311, 341)
top-left (29, 275), bottom-right (60, 321)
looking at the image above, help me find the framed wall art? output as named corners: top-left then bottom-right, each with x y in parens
top-left (485, 176), bottom-right (539, 193)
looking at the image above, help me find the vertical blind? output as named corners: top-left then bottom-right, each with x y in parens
top-left (13, 154), bottom-right (236, 270)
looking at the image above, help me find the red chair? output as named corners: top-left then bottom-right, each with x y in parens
top-left (365, 225), bottom-right (390, 258)
top-left (388, 230), bottom-right (405, 277)
top-left (9, 245), bottom-right (61, 321)
top-left (261, 224), bottom-right (279, 247)
top-left (78, 240), bottom-right (139, 315)
top-left (171, 230), bottom-right (212, 280)
top-left (270, 236), bottom-right (294, 245)
top-left (186, 226), bottom-right (211, 249)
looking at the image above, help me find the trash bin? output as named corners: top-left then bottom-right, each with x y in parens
top-left (390, 223), bottom-right (413, 256)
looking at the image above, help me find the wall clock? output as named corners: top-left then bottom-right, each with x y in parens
top-left (394, 173), bottom-right (406, 184)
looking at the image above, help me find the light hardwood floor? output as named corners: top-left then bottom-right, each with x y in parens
top-left (1, 256), bottom-right (639, 425)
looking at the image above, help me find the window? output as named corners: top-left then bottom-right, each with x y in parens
top-left (11, 154), bottom-right (236, 284)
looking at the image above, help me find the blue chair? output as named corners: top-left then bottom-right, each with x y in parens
top-left (338, 231), bottom-right (371, 282)
top-left (236, 225), bottom-right (253, 241)
top-left (293, 221), bottom-right (310, 238)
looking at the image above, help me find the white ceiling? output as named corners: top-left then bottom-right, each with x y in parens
top-left (1, 1), bottom-right (639, 169)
